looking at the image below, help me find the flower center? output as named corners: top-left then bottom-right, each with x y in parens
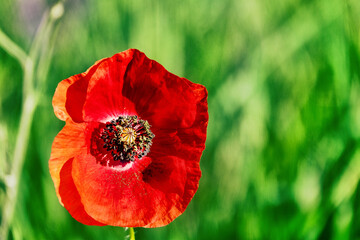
top-left (120, 127), bottom-right (136, 145)
top-left (93, 115), bottom-right (154, 164)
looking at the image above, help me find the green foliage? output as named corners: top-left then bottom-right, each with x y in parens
top-left (1, 0), bottom-right (360, 239)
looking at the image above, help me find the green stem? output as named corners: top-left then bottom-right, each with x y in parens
top-left (0, 28), bottom-right (27, 67)
top-left (0, 2), bottom-right (64, 239)
top-left (0, 93), bottom-right (37, 240)
top-left (129, 227), bottom-right (135, 240)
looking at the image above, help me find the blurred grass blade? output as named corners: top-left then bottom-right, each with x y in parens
top-left (0, 28), bottom-right (27, 67)
top-left (0, 2), bottom-right (64, 239)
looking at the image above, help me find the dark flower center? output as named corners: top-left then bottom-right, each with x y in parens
top-left (91, 115), bottom-right (154, 165)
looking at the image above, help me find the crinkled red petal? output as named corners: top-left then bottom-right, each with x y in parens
top-left (121, 50), bottom-right (197, 129)
top-left (49, 121), bottom-right (104, 225)
top-left (53, 49), bottom-right (199, 127)
top-left (59, 158), bottom-right (105, 226)
top-left (52, 59), bottom-right (107, 122)
top-left (71, 150), bottom-right (200, 227)
top-left (70, 82), bottom-right (207, 227)
top-left (144, 83), bottom-right (208, 227)
top-left (82, 51), bottom-right (137, 122)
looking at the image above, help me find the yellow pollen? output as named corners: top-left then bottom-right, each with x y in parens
top-left (121, 128), bottom-right (136, 145)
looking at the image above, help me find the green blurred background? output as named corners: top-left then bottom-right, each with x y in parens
top-left (1, 0), bottom-right (360, 239)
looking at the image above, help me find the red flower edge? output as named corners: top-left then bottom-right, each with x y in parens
top-left (49, 49), bottom-right (208, 227)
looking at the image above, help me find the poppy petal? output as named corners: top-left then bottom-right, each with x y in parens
top-left (49, 121), bottom-right (86, 199)
top-left (82, 51), bottom-right (137, 122)
top-left (52, 74), bottom-right (82, 121)
top-left (52, 59), bottom-right (107, 122)
top-left (150, 81), bottom-right (208, 160)
top-left (141, 156), bottom-right (202, 228)
top-left (59, 158), bottom-right (105, 225)
top-left (49, 121), bottom-right (104, 225)
top-left (141, 84), bottom-right (207, 228)
top-left (54, 49), bottom-right (202, 127)
top-left (71, 148), bottom-right (200, 227)
top-left (121, 50), bottom-right (198, 129)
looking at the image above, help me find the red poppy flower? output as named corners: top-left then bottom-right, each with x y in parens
top-left (49, 49), bottom-right (208, 227)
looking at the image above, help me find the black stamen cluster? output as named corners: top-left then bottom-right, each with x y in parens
top-left (100, 116), bottom-right (154, 162)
